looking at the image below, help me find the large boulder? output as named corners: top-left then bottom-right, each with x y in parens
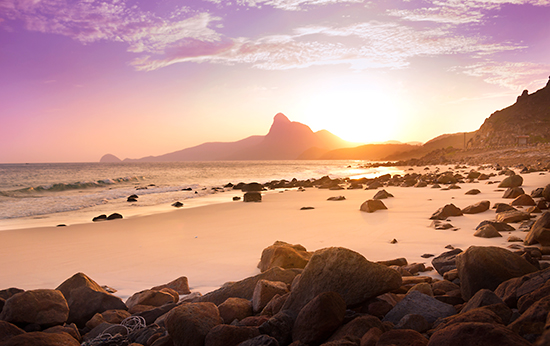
top-left (282, 247), bottom-right (402, 312)
top-left (543, 184), bottom-right (550, 201)
top-left (218, 297), bottom-right (253, 323)
top-left (427, 322), bottom-right (531, 346)
top-left (0, 321), bottom-right (25, 342)
top-left (503, 187), bottom-right (525, 199)
top-left (456, 246), bottom-right (538, 300)
top-left (165, 302), bottom-right (223, 346)
top-left (430, 204), bottom-right (463, 220)
top-left (125, 289), bottom-right (177, 309)
top-left (252, 280), bottom-right (289, 313)
top-left (326, 314), bottom-right (383, 342)
top-left (495, 210), bottom-right (531, 223)
top-left (498, 174), bottom-right (523, 188)
top-left (462, 200), bottom-right (490, 214)
top-left (474, 224), bottom-right (502, 238)
top-left (508, 295), bottom-right (550, 337)
top-left (0, 289), bottom-right (69, 327)
top-left (525, 212), bottom-right (550, 246)
top-left (0, 331), bottom-right (81, 346)
top-left (151, 276), bottom-right (191, 295)
top-left (432, 248), bottom-right (463, 276)
top-left (360, 199), bottom-right (388, 213)
top-left (383, 291), bottom-right (456, 324)
top-left (495, 267), bottom-right (550, 308)
top-left (56, 273), bottom-right (127, 328)
top-left (257, 241), bottom-right (312, 273)
top-left (243, 192), bottom-right (262, 202)
top-left (511, 194), bottom-right (536, 206)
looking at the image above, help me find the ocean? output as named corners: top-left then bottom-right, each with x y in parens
top-left (0, 161), bottom-right (404, 230)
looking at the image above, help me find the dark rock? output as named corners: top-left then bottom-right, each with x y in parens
top-left (86, 309), bottom-right (131, 329)
top-left (252, 280), bottom-right (288, 313)
top-left (0, 331), bottom-right (81, 346)
top-left (261, 293), bottom-right (288, 317)
top-left (237, 334), bottom-right (279, 346)
top-left (502, 187), bottom-right (525, 199)
top-left (432, 248), bottom-right (463, 276)
top-left (531, 187), bottom-right (544, 198)
top-left (92, 214), bottom-right (107, 222)
top-left (258, 241), bottom-right (311, 273)
top-left (377, 258), bottom-right (407, 266)
top-left (205, 325), bottom-right (260, 346)
top-left (171, 201), bottom-right (183, 208)
top-left (511, 194), bottom-right (536, 206)
top-left (498, 174), bottom-right (524, 188)
top-left (165, 302), bottom-right (223, 346)
top-left (474, 224), bottom-right (502, 238)
top-left (542, 184), bottom-right (550, 201)
top-left (151, 276), bottom-right (191, 295)
top-left (430, 220), bottom-right (455, 230)
top-left (127, 195), bottom-right (138, 202)
top-left (282, 247), bottom-right (402, 313)
top-left (421, 254), bottom-right (434, 258)
top-left (359, 199), bottom-right (387, 213)
top-left (428, 322), bottom-right (531, 346)
top-left (326, 315), bottom-right (383, 342)
top-left (258, 310), bottom-right (296, 346)
top-left (359, 327), bottom-right (382, 346)
top-left (495, 267), bottom-right (550, 308)
top-left (242, 183), bottom-right (264, 192)
top-left (508, 295), bottom-right (550, 337)
top-left (475, 220), bottom-right (515, 232)
top-left (0, 321), bottom-right (25, 342)
top-left (383, 291), bottom-right (455, 324)
top-left (461, 289), bottom-right (505, 314)
top-left (395, 314), bottom-right (430, 333)
top-left (495, 210), bottom-right (531, 223)
top-left (233, 196), bottom-right (242, 201)
top-left (462, 200), bottom-right (490, 214)
top-left (376, 329), bottom-right (428, 346)
top-left (244, 192), bottom-right (262, 202)
top-left (525, 212), bottom-right (550, 246)
top-left (327, 196), bottom-right (346, 201)
top-left (373, 189), bottom-right (394, 199)
top-left (430, 204), bottom-right (463, 220)
top-left (0, 288), bottom-right (24, 300)
top-left (218, 297), bottom-right (253, 323)
top-left (494, 203), bottom-right (518, 212)
top-left (456, 246), bottom-right (538, 300)
top-left (0, 289), bottom-right (69, 327)
top-left (126, 289), bottom-right (177, 309)
top-left (292, 292), bottom-right (346, 345)
top-left (300, 206), bottom-right (314, 210)
top-left (465, 189), bottom-right (481, 195)
top-left (56, 272), bottom-right (127, 328)
top-left (517, 279), bottom-right (550, 313)
top-left (106, 213), bottom-right (123, 220)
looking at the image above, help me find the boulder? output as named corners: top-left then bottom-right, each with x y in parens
top-left (427, 322), bottom-right (531, 346)
top-left (495, 210), bottom-right (531, 223)
top-left (258, 310), bottom-right (296, 346)
top-left (508, 295), bottom-right (550, 337)
top-left (474, 224), bottom-right (502, 238)
top-left (494, 203), bottom-right (517, 212)
top-left (237, 334), bottom-right (279, 346)
top-left (395, 314), bottom-right (430, 333)
top-left (0, 331), bottom-right (81, 346)
top-left (292, 292), bottom-right (346, 345)
top-left (430, 204), bottom-right (463, 220)
top-left (525, 212), bottom-right (550, 246)
top-left (218, 297), bottom-right (253, 323)
top-left (432, 248), bottom-right (463, 276)
top-left (359, 327), bottom-right (383, 346)
top-left (430, 220), bottom-right (455, 230)
top-left (92, 214), bottom-right (107, 222)
top-left (517, 279), bottom-right (550, 313)
top-left (383, 291), bottom-right (456, 324)
top-left (0, 288), bottom-right (24, 300)
top-left (126, 289), bottom-right (177, 309)
top-left (282, 247), bottom-right (402, 312)
top-left (242, 183), bottom-right (264, 192)
top-left (475, 220), bottom-right (515, 232)
top-left (542, 184), bottom-right (550, 201)
top-left (495, 267), bottom-right (550, 308)
top-left (376, 329), bottom-right (428, 346)
top-left (498, 174), bottom-right (523, 188)
top-left (462, 200), bottom-right (490, 214)
top-left (359, 199), bottom-right (387, 213)
top-left (465, 189), bottom-right (481, 195)
top-left (373, 189), bottom-right (394, 199)
top-left (42, 323), bottom-right (80, 342)
top-left (511, 194), bottom-right (536, 206)
top-left (171, 201), bottom-right (184, 208)
top-left (151, 276), bottom-right (191, 295)
top-left (244, 192), bottom-right (262, 202)
top-left (261, 293), bottom-right (288, 316)
top-left (106, 212), bottom-right (123, 220)
top-left (0, 321), bottom-right (25, 342)
top-left (252, 280), bottom-right (289, 313)
top-left (326, 315), bottom-right (383, 342)
top-left (460, 289), bottom-right (505, 314)
top-left (56, 272), bottom-right (127, 328)
top-left (85, 309), bottom-right (131, 329)
top-left (205, 325), bottom-right (260, 346)
top-left (502, 187), bottom-right (525, 199)
top-left (257, 241), bottom-right (312, 273)
top-left (165, 302), bottom-right (223, 346)
top-left (327, 196), bottom-right (346, 201)
top-left (456, 246), bottom-right (538, 300)
top-left (0, 289), bottom-right (69, 327)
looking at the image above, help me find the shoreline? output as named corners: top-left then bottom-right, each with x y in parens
top-left (0, 164), bottom-right (548, 301)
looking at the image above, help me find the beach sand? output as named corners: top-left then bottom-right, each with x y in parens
top-left (0, 166), bottom-right (548, 300)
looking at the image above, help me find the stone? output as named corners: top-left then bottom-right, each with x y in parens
top-left (462, 200), bottom-right (490, 214)
top-left (428, 322), bottom-right (531, 346)
top-left (495, 210), bottom-right (531, 223)
top-left (502, 187), bottom-right (525, 199)
top-left (237, 335), bottom-right (279, 346)
top-left (258, 241), bottom-right (312, 273)
top-left (383, 291), bottom-right (456, 324)
top-left (0, 331), bottom-right (81, 346)
top-left (204, 325), bottom-right (260, 346)
top-left (430, 220), bottom-right (455, 230)
top-left (474, 224), bottom-right (502, 238)
top-left (542, 184), bottom-right (550, 201)
top-left (56, 272), bottom-right (127, 328)
top-left (326, 315), bottom-right (383, 342)
top-left (0, 289), bottom-right (69, 327)
top-left (525, 212), bottom-right (550, 246)
top-left (373, 189), bottom-right (393, 199)
top-left (218, 297), bottom-right (253, 323)
top-left (494, 203), bottom-right (517, 213)
top-left (460, 289), bottom-right (504, 314)
top-left (165, 302), bottom-right (223, 346)
top-left (171, 201), bottom-right (183, 208)
top-left (517, 279), bottom-right (550, 313)
top-left (261, 293), bottom-right (288, 317)
top-left (432, 248), bottom-right (463, 276)
top-left (92, 214), bottom-right (107, 222)
top-left (359, 199), bottom-right (387, 213)
top-left (511, 194), bottom-right (536, 206)
top-left (395, 314), bottom-right (430, 333)
top-left (465, 189), bottom-right (481, 195)
top-left (327, 196), bottom-right (346, 201)
top-left (151, 276), bottom-right (191, 295)
top-left (292, 292), bottom-right (346, 345)
top-left (508, 295), bottom-right (550, 337)
top-left (495, 267), bottom-right (550, 308)
top-left (199, 267), bottom-right (301, 306)
top-left (508, 235), bottom-right (524, 242)
top-left (456, 246), bottom-right (538, 300)
top-left (430, 204), bottom-right (463, 220)
top-left (526, 206), bottom-right (542, 213)
top-left (43, 323), bottom-right (80, 342)
top-left (242, 183), bottom-right (264, 192)
top-left (475, 220), bottom-right (515, 232)
top-left (376, 329), bottom-right (428, 346)
top-left (126, 289), bottom-right (177, 309)
top-left (282, 247), bottom-right (402, 312)
top-left (0, 321), bottom-right (25, 342)
top-left (233, 196), bottom-right (241, 201)
top-left (85, 309), bottom-right (131, 329)
top-left (244, 192), bottom-right (262, 202)
top-left (252, 280), bottom-right (289, 313)
top-left (107, 212), bottom-right (123, 220)
top-left (258, 310), bottom-right (296, 346)
top-left (498, 174), bottom-right (523, 188)
top-left (407, 283), bottom-right (433, 297)
top-left (359, 327), bottom-right (383, 346)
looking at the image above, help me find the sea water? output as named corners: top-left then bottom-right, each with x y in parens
top-left (0, 161), bottom-right (403, 230)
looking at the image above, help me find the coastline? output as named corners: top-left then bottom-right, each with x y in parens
top-left (1, 164), bottom-right (548, 301)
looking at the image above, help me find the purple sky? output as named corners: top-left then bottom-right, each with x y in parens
top-left (1, 0), bottom-right (549, 163)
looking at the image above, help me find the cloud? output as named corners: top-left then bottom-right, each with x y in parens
top-left (204, 0), bottom-right (364, 11)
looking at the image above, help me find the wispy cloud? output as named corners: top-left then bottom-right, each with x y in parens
top-left (204, 0), bottom-right (365, 11)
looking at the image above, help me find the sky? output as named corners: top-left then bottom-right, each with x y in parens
top-left (1, 0), bottom-right (549, 163)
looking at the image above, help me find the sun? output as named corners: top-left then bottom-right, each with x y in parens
top-left (299, 88), bottom-right (404, 144)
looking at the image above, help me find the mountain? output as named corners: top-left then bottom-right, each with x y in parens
top-left (111, 113), bottom-right (357, 162)
top-left (99, 154), bottom-right (122, 163)
top-left (301, 143), bottom-right (419, 160)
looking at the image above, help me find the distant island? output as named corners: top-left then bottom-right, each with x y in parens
top-left (101, 77), bottom-right (550, 164)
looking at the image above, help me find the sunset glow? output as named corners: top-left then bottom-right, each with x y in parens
top-left (1, 0), bottom-right (549, 162)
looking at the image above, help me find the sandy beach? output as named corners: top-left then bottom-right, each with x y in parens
top-left (0, 165), bottom-right (548, 300)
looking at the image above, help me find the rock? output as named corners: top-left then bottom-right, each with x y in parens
top-left (237, 334), bottom-right (279, 346)
top-left (258, 310), bottom-right (296, 346)
top-left (542, 184), bottom-right (550, 201)
top-left (462, 200), bottom-right (490, 214)
top-left (495, 210), bottom-right (531, 223)
top-left (428, 322), bottom-right (530, 346)
top-left (475, 220), bottom-right (515, 232)
top-left (261, 293), bottom-right (288, 317)
top-left (461, 289), bottom-right (505, 314)
top-left (0, 331), bottom-right (81, 346)
top-left (373, 189), bottom-right (394, 199)
top-left (395, 314), bottom-right (430, 333)
top-left (359, 199), bottom-right (387, 213)
top-left (327, 196), bottom-right (346, 201)
top-left (244, 192), bottom-right (262, 202)
top-left (376, 329), bottom-right (428, 346)
top-left (508, 235), bottom-right (524, 242)
top-left (205, 325), bottom-right (260, 346)
top-left (92, 214), bottom-right (107, 222)
top-left (107, 213), bottom-right (123, 220)
top-left (502, 187), bottom-right (525, 199)
top-left (432, 248), bottom-right (463, 276)
top-left (171, 201), bottom-right (184, 208)
top-left (0, 321), bottom-right (25, 342)
top-left (456, 246), bottom-right (538, 300)
top-left (56, 272), bottom-right (127, 328)
top-left (408, 283), bottom-right (433, 297)
top-left (258, 241), bottom-right (312, 273)
top-left (218, 297), bottom-right (253, 323)
top-left (0, 289), bottom-right (69, 327)
top-left (85, 309), bottom-right (131, 329)
top-left (526, 205), bottom-right (542, 213)
top-left (359, 327), bottom-right (383, 346)
top-left (508, 295), bottom-right (550, 337)
top-left (474, 224), bottom-right (502, 238)
top-left (525, 212), bottom-right (550, 246)
top-left (42, 323), bottom-right (80, 342)
top-left (327, 315), bottom-right (383, 342)
top-left (465, 189), bottom-right (481, 195)
top-left (495, 267), bottom-right (550, 308)
top-left (281, 247), bottom-right (402, 312)
top-left (511, 194), bottom-right (536, 206)
top-left (127, 195), bottom-right (138, 202)
top-left (292, 292), bottom-right (346, 345)
top-left (151, 276), bottom-right (191, 295)
top-left (252, 280), bottom-right (289, 313)
top-left (430, 204), bottom-right (463, 220)
top-left (165, 302), bottom-right (223, 346)
top-left (430, 220), bottom-right (455, 230)
top-left (242, 183), bottom-right (264, 192)
top-left (233, 196), bottom-right (241, 201)
top-left (300, 206), bottom-right (314, 210)
top-left (498, 174), bottom-right (523, 188)
top-left (384, 291), bottom-right (455, 324)
top-left (199, 267), bottom-right (301, 306)
top-left (517, 279), bottom-right (550, 313)
top-left (126, 289), bottom-right (177, 309)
